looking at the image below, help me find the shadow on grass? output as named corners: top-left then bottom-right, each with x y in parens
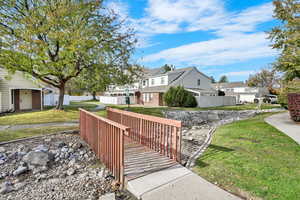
top-left (196, 144), bottom-right (234, 168)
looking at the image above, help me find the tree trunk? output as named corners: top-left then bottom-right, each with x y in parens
top-left (56, 84), bottom-right (65, 110)
top-left (92, 91), bottom-right (97, 101)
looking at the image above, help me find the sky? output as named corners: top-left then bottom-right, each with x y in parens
top-left (106, 0), bottom-right (279, 82)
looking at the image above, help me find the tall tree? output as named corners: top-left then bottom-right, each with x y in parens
top-left (0, 0), bottom-right (135, 109)
top-left (72, 64), bottom-right (141, 100)
top-left (162, 64), bottom-right (175, 73)
top-left (269, 0), bottom-right (300, 81)
top-left (219, 75), bottom-right (229, 83)
top-left (247, 68), bottom-right (280, 88)
top-left (210, 76), bottom-right (216, 83)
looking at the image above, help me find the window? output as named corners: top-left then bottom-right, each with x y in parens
top-left (161, 77), bottom-right (165, 84)
top-left (143, 80), bottom-right (146, 86)
top-left (151, 79), bottom-right (155, 85)
top-left (11, 90), bottom-right (14, 104)
top-left (197, 79), bottom-right (201, 86)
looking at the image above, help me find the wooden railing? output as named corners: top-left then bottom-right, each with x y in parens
top-left (79, 109), bottom-right (130, 185)
top-left (107, 107), bottom-right (182, 162)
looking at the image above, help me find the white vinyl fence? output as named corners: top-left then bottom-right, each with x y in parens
top-left (69, 96), bottom-right (98, 102)
top-left (99, 96), bottom-right (135, 105)
top-left (196, 96), bottom-right (236, 108)
top-left (44, 94), bottom-right (70, 106)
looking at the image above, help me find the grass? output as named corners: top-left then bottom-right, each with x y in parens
top-left (0, 101), bottom-right (104, 126)
top-left (0, 126), bottom-right (78, 142)
top-left (0, 102), bottom-right (281, 126)
top-left (193, 113), bottom-right (300, 200)
top-left (99, 103), bottom-right (282, 119)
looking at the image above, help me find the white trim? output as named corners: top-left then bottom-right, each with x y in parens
top-left (9, 87), bottom-right (42, 91)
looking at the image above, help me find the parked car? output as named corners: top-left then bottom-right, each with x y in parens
top-left (254, 95), bottom-right (278, 104)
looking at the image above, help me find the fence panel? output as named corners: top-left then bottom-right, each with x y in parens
top-left (107, 107), bottom-right (182, 162)
top-left (79, 109), bottom-right (129, 185)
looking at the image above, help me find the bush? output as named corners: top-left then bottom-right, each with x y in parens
top-left (164, 86), bottom-right (198, 107)
top-left (183, 93), bottom-right (198, 107)
top-left (279, 80), bottom-right (300, 108)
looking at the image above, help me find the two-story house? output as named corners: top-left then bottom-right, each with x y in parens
top-left (213, 82), bottom-right (269, 103)
top-left (140, 67), bottom-right (216, 106)
top-left (104, 67), bottom-right (217, 106)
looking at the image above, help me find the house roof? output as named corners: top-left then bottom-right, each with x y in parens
top-left (212, 82), bottom-right (247, 89)
top-left (141, 67), bottom-right (214, 93)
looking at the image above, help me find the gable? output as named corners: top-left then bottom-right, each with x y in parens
top-left (0, 69), bottom-right (40, 89)
top-left (172, 68), bottom-right (213, 90)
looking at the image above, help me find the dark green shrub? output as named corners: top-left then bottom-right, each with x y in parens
top-left (183, 93), bottom-right (198, 107)
top-left (164, 86), bottom-right (197, 107)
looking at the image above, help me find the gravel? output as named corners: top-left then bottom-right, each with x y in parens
top-left (0, 133), bottom-right (136, 200)
top-left (180, 125), bottom-right (211, 166)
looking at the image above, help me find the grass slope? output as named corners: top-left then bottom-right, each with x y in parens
top-left (194, 113), bottom-right (300, 200)
top-left (0, 126), bottom-right (78, 142)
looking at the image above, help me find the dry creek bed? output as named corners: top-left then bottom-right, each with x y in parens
top-left (0, 125), bottom-right (212, 200)
top-left (0, 133), bottom-right (135, 200)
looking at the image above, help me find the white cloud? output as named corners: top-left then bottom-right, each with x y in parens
top-left (143, 32), bottom-right (277, 66)
top-left (106, 0), bottom-right (276, 66)
top-left (223, 70), bottom-right (255, 77)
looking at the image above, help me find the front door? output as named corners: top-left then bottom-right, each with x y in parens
top-left (20, 90), bottom-right (32, 110)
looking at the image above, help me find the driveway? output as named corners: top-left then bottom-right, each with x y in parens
top-left (265, 112), bottom-right (300, 145)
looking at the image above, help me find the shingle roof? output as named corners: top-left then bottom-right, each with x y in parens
top-left (212, 82), bottom-right (246, 89)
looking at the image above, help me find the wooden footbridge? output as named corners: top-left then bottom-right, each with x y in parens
top-left (79, 107), bottom-right (182, 186)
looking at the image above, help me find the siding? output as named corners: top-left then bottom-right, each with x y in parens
top-left (175, 68), bottom-right (213, 90)
top-left (0, 69), bottom-right (41, 112)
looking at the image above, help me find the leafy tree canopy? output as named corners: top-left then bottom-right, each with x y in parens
top-left (247, 68), bottom-right (280, 89)
top-left (269, 0), bottom-right (300, 81)
top-left (0, 0), bottom-right (136, 109)
top-left (219, 75), bottom-right (229, 83)
top-left (210, 76), bottom-right (216, 83)
top-left (162, 64), bottom-right (175, 73)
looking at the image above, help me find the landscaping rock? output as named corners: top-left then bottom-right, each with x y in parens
top-left (57, 141), bottom-right (66, 148)
top-left (0, 182), bottom-right (13, 195)
top-left (67, 168), bottom-right (76, 176)
top-left (33, 145), bottom-right (48, 152)
top-left (0, 147), bottom-right (6, 153)
top-left (22, 151), bottom-right (51, 166)
top-left (13, 166), bottom-right (28, 176)
top-left (0, 133), bottom-right (135, 200)
top-left (14, 182), bottom-right (27, 191)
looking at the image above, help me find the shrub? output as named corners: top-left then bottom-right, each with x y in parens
top-left (279, 80), bottom-right (300, 108)
top-left (183, 93), bottom-right (198, 107)
top-left (164, 86), bottom-right (197, 107)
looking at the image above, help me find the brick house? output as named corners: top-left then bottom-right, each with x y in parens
top-left (104, 67), bottom-right (217, 106)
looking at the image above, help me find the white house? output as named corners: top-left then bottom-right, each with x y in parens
top-left (213, 82), bottom-right (269, 103)
top-left (0, 68), bottom-right (44, 113)
top-left (103, 67), bottom-right (218, 106)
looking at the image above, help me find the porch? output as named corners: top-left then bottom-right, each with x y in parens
top-left (10, 88), bottom-right (43, 112)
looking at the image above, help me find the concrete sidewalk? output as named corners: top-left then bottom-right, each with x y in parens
top-left (127, 164), bottom-right (240, 200)
top-left (265, 112), bottom-right (300, 145)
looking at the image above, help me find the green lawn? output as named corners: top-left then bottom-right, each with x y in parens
top-left (0, 101), bottom-right (106, 126)
top-left (0, 126), bottom-right (78, 142)
top-left (194, 113), bottom-right (300, 200)
top-left (102, 103), bottom-right (282, 119)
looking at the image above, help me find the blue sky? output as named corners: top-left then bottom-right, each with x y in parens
top-left (107, 0), bottom-right (278, 82)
